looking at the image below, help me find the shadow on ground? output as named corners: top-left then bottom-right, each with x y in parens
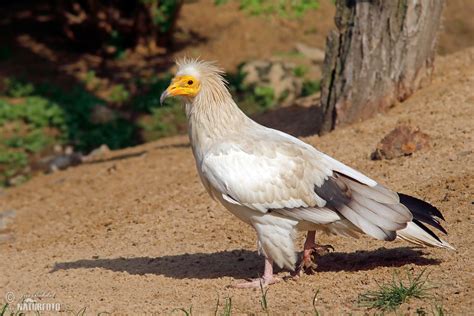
top-left (51, 247), bottom-right (440, 280)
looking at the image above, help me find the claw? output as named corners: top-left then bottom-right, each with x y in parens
top-left (291, 243), bottom-right (334, 277)
top-left (312, 244), bottom-right (335, 255)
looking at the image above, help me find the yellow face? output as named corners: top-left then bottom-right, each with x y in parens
top-left (160, 75), bottom-right (200, 104)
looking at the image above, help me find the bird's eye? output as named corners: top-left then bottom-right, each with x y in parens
top-left (187, 80), bottom-right (193, 85)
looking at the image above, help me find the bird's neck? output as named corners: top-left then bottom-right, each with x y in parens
top-left (185, 86), bottom-right (254, 160)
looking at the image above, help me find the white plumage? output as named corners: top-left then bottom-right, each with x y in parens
top-left (161, 59), bottom-right (454, 287)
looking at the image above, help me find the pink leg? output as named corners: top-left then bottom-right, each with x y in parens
top-left (233, 257), bottom-right (280, 288)
top-left (303, 231), bottom-right (316, 266)
top-left (293, 231), bottom-right (334, 276)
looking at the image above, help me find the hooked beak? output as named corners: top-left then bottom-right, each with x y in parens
top-left (160, 89), bottom-right (170, 105)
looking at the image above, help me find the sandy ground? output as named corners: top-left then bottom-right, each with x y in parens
top-left (1, 48), bottom-right (473, 315)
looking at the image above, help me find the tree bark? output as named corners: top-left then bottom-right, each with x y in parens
top-left (319, 0), bottom-right (444, 134)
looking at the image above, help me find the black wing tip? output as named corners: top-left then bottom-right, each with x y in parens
top-left (398, 193), bottom-right (445, 221)
top-left (398, 192), bottom-right (448, 235)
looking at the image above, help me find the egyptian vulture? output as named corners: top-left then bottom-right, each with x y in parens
top-left (160, 59), bottom-right (453, 288)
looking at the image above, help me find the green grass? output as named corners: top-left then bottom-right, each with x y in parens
top-left (358, 269), bottom-right (434, 312)
top-left (0, 303), bottom-right (8, 316)
top-left (172, 306), bottom-right (193, 315)
top-left (214, 296), bottom-right (232, 316)
top-left (259, 281), bottom-right (270, 314)
top-left (312, 289), bottom-right (321, 316)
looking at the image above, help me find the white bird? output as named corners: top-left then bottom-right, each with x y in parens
top-left (160, 59), bottom-right (454, 288)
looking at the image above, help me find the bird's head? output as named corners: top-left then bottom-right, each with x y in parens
top-left (160, 58), bottom-right (228, 105)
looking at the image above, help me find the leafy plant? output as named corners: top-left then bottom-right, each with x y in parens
top-left (132, 73), bottom-right (176, 112)
top-left (225, 68), bottom-right (278, 113)
top-left (293, 65), bottom-right (308, 78)
top-left (302, 79), bottom-right (321, 96)
top-left (144, 0), bottom-right (183, 33)
top-left (4, 78), bottom-right (35, 98)
top-left (36, 83), bottom-right (136, 151)
top-left (139, 103), bottom-right (186, 141)
top-left (107, 84), bottom-right (130, 104)
top-left (253, 86), bottom-right (275, 109)
top-left (0, 96), bottom-right (67, 185)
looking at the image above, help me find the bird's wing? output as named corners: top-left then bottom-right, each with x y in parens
top-left (201, 136), bottom-right (330, 212)
top-left (202, 129), bottom-right (414, 241)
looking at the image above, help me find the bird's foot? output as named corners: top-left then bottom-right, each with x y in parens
top-left (291, 255), bottom-right (317, 277)
top-left (312, 244), bottom-right (334, 255)
top-left (291, 243), bottom-right (334, 277)
top-left (232, 276), bottom-right (281, 289)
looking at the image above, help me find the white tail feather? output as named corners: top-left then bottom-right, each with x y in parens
top-left (397, 222), bottom-right (455, 250)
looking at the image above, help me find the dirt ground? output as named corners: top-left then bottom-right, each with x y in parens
top-left (1, 43), bottom-right (473, 314)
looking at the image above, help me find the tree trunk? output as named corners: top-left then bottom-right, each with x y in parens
top-left (319, 0), bottom-right (444, 134)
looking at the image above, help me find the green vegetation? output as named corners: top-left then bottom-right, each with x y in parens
top-left (139, 104), bottom-right (186, 141)
top-left (0, 303), bottom-right (9, 316)
top-left (302, 79), bottom-right (321, 96)
top-left (0, 60), bottom-right (320, 186)
top-left (0, 78), bottom-right (137, 186)
top-left (172, 306), bottom-right (193, 315)
top-left (312, 289), bottom-right (321, 316)
top-left (214, 296), bottom-right (232, 316)
top-left (35, 84), bottom-right (136, 152)
top-left (0, 94), bottom-right (67, 186)
top-left (4, 78), bottom-right (35, 98)
top-left (293, 65), bottom-right (308, 78)
top-left (216, 0), bottom-right (320, 18)
top-left (259, 281), bottom-right (270, 314)
top-left (107, 84), bottom-right (131, 104)
top-left (226, 68), bottom-right (278, 113)
top-left (0, 63), bottom-right (321, 186)
top-left (143, 0), bottom-right (183, 33)
top-left (132, 74), bottom-right (177, 112)
top-left (358, 269), bottom-right (434, 312)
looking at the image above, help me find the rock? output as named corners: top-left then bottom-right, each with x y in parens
top-left (241, 60), bottom-right (303, 106)
top-left (84, 144), bottom-right (111, 161)
top-left (0, 209), bottom-right (16, 231)
top-left (34, 148), bottom-right (84, 173)
top-left (371, 125), bottom-right (430, 160)
top-left (0, 209), bottom-right (16, 243)
top-left (90, 105), bottom-right (116, 124)
top-left (48, 153), bottom-right (83, 172)
top-left (295, 43), bottom-right (325, 63)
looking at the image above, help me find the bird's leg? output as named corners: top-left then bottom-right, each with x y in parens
top-left (300, 231), bottom-right (318, 275)
top-left (233, 257), bottom-right (280, 288)
top-left (293, 231), bottom-right (334, 276)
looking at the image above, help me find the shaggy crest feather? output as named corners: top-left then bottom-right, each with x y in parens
top-left (176, 57), bottom-right (227, 83)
